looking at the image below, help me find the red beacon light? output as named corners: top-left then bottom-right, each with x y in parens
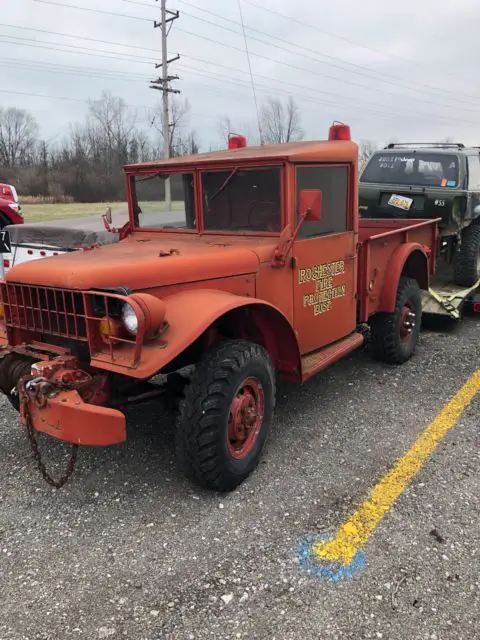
top-left (228, 134), bottom-right (247, 150)
top-left (328, 121), bottom-right (351, 141)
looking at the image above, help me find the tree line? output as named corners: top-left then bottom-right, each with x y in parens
top-left (0, 91), bottom-right (380, 202)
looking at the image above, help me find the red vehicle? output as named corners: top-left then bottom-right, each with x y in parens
top-left (0, 124), bottom-right (439, 491)
top-left (0, 183), bottom-right (23, 228)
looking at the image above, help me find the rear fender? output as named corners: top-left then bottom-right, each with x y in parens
top-left (92, 289), bottom-right (301, 380)
top-left (379, 244), bottom-right (430, 313)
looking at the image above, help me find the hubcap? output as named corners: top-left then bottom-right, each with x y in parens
top-left (227, 377), bottom-right (265, 459)
top-left (400, 302), bottom-right (416, 343)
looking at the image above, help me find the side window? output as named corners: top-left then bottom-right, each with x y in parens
top-left (467, 155), bottom-right (480, 189)
top-left (296, 166), bottom-right (348, 238)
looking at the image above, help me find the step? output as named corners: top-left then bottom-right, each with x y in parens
top-left (301, 331), bottom-right (365, 382)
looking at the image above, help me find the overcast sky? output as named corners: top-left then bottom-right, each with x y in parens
top-left (1, 0), bottom-right (479, 151)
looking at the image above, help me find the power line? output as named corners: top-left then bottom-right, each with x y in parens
top-left (32, 0), bottom-right (151, 22)
top-left (236, 0), bottom-right (263, 144)
top-left (0, 23), bottom-right (475, 124)
top-left (0, 87), bottom-right (218, 122)
top-left (174, 0), bottom-right (480, 104)
top-left (172, 26), bottom-right (480, 114)
top-left (0, 22), bottom-right (158, 54)
top-left (29, 0), bottom-right (480, 107)
top-left (244, 0), bottom-right (463, 81)
top-left (1, 36), bottom-right (478, 128)
top-left (0, 35), bottom-right (153, 64)
top-left (2, 45), bottom-right (477, 129)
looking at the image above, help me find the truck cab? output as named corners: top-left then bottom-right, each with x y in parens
top-left (0, 125), bottom-right (438, 492)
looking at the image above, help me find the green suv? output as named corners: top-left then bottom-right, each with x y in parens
top-left (359, 143), bottom-right (480, 287)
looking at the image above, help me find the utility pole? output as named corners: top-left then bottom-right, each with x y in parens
top-left (150, 0), bottom-right (180, 212)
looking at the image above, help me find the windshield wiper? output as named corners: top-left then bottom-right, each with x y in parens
top-left (210, 167), bottom-right (239, 201)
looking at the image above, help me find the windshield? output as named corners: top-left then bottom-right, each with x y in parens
top-left (202, 167), bottom-right (281, 232)
top-left (132, 172), bottom-right (196, 229)
top-left (361, 152), bottom-right (459, 187)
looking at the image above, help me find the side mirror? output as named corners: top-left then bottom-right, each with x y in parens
top-left (299, 189), bottom-right (322, 222)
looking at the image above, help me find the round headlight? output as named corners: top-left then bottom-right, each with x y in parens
top-left (121, 303), bottom-right (138, 335)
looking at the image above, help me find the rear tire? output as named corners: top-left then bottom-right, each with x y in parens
top-left (453, 224), bottom-right (480, 287)
top-left (175, 340), bottom-right (275, 492)
top-left (369, 277), bottom-right (422, 364)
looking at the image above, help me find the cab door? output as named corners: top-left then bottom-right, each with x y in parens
top-left (292, 164), bottom-right (357, 355)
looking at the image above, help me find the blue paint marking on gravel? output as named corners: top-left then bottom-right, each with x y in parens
top-left (297, 534), bottom-right (365, 582)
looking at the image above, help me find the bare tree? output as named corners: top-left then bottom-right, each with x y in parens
top-left (0, 107), bottom-right (39, 167)
top-left (359, 139), bottom-right (378, 172)
top-left (150, 97), bottom-right (195, 157)
top-left (260, 96), bottom-right (303, 144)
top-left (216, 115), bottom-right (257, 147)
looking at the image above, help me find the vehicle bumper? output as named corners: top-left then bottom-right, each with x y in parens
top-left (22, 387), bottom-right (126, 446)
top-left (0, 206), bottom-right (24, 226)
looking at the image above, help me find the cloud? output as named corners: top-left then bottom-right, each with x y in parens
top-left (1, 0), bottom-right (479, 149)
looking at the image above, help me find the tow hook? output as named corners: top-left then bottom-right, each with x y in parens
top-left (18, 374), bottom-right (79, 489)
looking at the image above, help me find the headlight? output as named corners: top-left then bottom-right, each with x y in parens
top-left (121, 303), bottom-right (138, 335)
top-left (8, 203), bottom-right (22, 216)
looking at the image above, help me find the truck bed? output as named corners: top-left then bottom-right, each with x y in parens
top-left (357, 218), bottom-right (439, 321)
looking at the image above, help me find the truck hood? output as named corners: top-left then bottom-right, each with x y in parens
top-left (5, 235), bottom-right (261, 290)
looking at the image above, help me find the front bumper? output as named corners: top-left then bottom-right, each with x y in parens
top-left (22, 386), bottom-right (126, 446)
top-left (0, 349), bottom-right (127, 446)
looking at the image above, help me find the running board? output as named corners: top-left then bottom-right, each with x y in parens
top-left (301, 331), bottom-right (364, 382)
top-left (422, 277), bottom-right (480, 320)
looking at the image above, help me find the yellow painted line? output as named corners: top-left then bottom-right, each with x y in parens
top-left (313, 368), bottom-right (480, 566)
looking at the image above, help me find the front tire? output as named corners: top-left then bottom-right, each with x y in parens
top-left (175, 340), bottom-right (275, 492)
top-left (369, 277), bottom-right (422, 364)
top-left (453, 224), bottom-right (480, 287)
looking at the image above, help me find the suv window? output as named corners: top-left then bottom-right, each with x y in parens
top-left (361, 152), bottom-right (459, 187)
top-left (296, 165), bottom-right (348, 238)
top-left (132, 172), bottom-right (196, 229)
top-left (467, 155), bottom-right (480, 189)
top-left (202, 167), bottom-right (281, 232)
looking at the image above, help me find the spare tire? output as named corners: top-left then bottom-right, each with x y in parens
top-left (453, 224), bottom-right (480, 287)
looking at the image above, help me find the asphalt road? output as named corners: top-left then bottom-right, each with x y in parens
top-left (0, 318), bottom-right (479, 640)
top-left (33, 208), bottom-right (181, 232)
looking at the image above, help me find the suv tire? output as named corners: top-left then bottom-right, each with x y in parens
top-left (453, 224), bottom-right (480, 287)
top-left (369, 277), bottom-right (422, 364)
top-left (175, 340), bottom-right (275, 492)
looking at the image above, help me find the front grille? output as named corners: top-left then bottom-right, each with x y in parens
top-left (1, 283), bottom-right (88, 340)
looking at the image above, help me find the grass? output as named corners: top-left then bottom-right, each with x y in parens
top-left (19, 201), bottom-right (184, 223)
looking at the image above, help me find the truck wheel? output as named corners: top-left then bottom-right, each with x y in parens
top-left (453, 224), bottom-right (480, 287)
top-left (369, 277), bottom-right (422, 365)
top-left (175, 340), bottom-right (275, 492)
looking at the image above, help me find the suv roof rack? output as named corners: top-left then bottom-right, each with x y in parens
top-left (385, 142), bottom-right (465, 149)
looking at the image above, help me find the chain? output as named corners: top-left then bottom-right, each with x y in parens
top-left (19, 377), bottom-right (79, 489)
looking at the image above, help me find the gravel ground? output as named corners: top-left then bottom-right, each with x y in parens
top-left (0, 318), bottom-right (479, 640)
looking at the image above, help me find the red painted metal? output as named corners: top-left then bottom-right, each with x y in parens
top-left (0, 283), bottom-right (147, 369)
top-left (227, 376), bottom-right (264, 459)
top-left (473, 301), bottom-right (480, 313)
top-left (25, 387), bottom-right (126, 445)
top-left (0, 131), bottom-right (441, 455)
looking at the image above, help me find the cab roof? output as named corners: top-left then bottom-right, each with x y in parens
top-left (124, 139), bottom-right (357, 172)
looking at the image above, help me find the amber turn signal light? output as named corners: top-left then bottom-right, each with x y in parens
top-left (99, 316), bottom-right (126, 341)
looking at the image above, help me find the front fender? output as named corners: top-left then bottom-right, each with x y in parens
top-left (379, 243), bottom-right (430, 313)
top-left (91, 289), bottom-right (299, 379)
